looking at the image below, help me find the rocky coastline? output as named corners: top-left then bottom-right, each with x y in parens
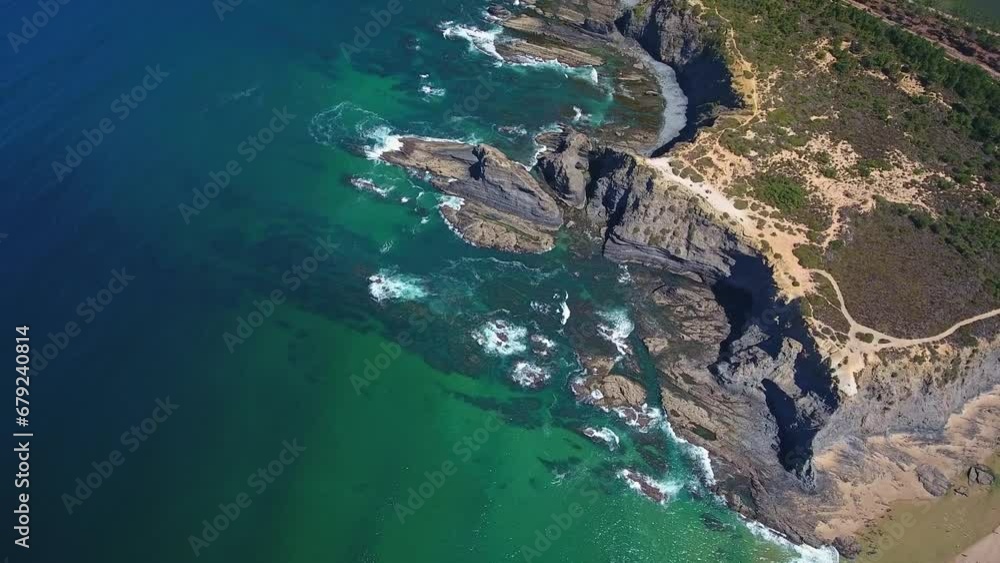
top-left (383, 0), bottom-right (1000, 558)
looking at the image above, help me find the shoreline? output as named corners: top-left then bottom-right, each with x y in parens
top-left (955, 526), bottom-right (1000, 563)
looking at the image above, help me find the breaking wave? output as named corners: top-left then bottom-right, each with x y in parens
top-left (745, 521), bottom-right (840, 563)
top-left (368, 269), bottom-right (428, 303)
top-left (597, 308), bottom-right (634, 357)
top-left (308, 102), bottom-right (402, 160)
top-left (473, 319), bottom-right (528, 356)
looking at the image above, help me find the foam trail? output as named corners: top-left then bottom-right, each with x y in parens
top-left (440, 22), bottom-right (503, 59)
top-left (663, 421), bottom-right (716, 485)
top-left (745, 521), bottom-right (840, 563)
top-left (597, 308), bottom-right (634, 357)
top-left (560, 292), bottom-right (571, 326)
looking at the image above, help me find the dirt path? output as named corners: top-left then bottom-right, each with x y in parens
top-left (810, 269), bottom-right (1000, 350)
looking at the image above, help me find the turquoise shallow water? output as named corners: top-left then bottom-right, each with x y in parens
top-left (1, 0), bottom-right (833, 561)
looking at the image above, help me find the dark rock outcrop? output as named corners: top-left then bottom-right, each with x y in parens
top-left (615, 0), bottom-right (704, 67)
top-left (917, 465), bottom-right (951, 497)
top-left (968, 464), bottom-right (996, 487)
top-left (628, 270), bottom-right (837, 547)
top-left (487, 4), bottom-right (512, 19)
top-left (537, 127), bottom-right (592, 208)
top-left (585, 148), bottom-right (752, 282)
top-left (382, 138), bottom-right (563, 252)
top-left (615, 0), bottom-right (743, 153)
top-left (384, 138), bottom-right (562, 229)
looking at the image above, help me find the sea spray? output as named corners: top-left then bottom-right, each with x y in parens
top-left (662, 420), bottom-right (716, 486)
top-left (597, 308), bottom-right (634, 357)
top-left (745, 521), bottom-right (840, 563)
top-left (368, 269), bottom-right (428, 303)
top-left (439, 21), bottom-right (503, 60)
top-left (510, 361), bottom-right (550, 388)
top-left (349, 177), bottom-right (393, 198)
top-left (473, 320), bottom-right (528, 356)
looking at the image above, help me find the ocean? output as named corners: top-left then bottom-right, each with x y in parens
top-left (0, 0), bottom-right (834, 561)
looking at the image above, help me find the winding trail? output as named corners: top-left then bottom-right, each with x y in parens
top-left (810, 269), bottom-right (1000, 350)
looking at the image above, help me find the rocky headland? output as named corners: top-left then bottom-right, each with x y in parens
top-left (384, 0), bottom-right (1000, 557)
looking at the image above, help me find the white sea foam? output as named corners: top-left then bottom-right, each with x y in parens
top-left (368, 269), bottom-right (428, 303)
top-left (473, 320), bottom-right (528, 356)
top-left (440, 21), bottom-right (503, 60)
top-left (530, 301), bottom-right (552, 315)
top-left (617, 469), bottom-right (683, 504)
top-left (363, 127), bottom-right (403, 160)
top-left (509, 57), bottom-right (600, 85)
top-left (745, 521), bottom-right (840, 563)
top-left (437, 195), bottom-right (464, 211)
top-left (510, 361), bottom-right (551, 388)
top-left (560, 292), bottom-right (571, 326)
top-left (439, 20), bottom-right (601, 86)
top-left (530, 334), bottom-right (555, 352)
top-left (597, 308), bottom-right (634, 357)
top-left (663, 421), bottom-right (716, 486)
top-left (379, 240), bottom-right (394, 254)
top-left (349, 177), bottom-right (393, 198)
top-left (617, 264), bottom-right (632, 284)
top-left (309, 101), bottom-right (392, 151)
top-left (419, 84), bottom-right (446, 97)
top-left (612, 403), bottom-right (663, 433)
top-left (583, 426), bottom-right (620, 450)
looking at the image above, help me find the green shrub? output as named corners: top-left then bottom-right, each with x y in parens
top-left (754, 174), bottom-right (808, 212)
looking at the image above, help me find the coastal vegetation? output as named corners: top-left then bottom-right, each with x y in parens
top-left (693, 0), bottom-right (1000, 337)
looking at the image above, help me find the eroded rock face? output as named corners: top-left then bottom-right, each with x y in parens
top-left (537, 127), bottom-right (592, 208)
top-left (615, 0), bottom-right (704, 67)
top-left (624, 267), bottom-right (842, 547)
top-left (585, 148), bottom-right (751, 282)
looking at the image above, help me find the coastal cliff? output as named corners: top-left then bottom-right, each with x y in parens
top-left (383, 0), bottom-right (1000, 556)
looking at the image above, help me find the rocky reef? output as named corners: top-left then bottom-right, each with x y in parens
top-left (382, 138), bottom-right (563, 253)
